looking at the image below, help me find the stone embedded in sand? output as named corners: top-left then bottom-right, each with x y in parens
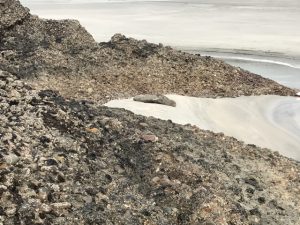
top-left (133, 94), bottom-right (176, 107)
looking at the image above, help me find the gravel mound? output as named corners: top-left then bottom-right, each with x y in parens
top-left (0, 1), bottom-right (296, 104)
top-left (1, 1), bottom-right (300, 224)
top-left (1, 70), bottom-right (300, 224)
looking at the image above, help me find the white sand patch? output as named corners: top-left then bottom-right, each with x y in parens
top-left (105, 95), bottom-right (300, 161)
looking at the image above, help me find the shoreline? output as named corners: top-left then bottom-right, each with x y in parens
top-left (180, 47), bottom-right (300, 68)
top-left (180, 47), bottom-right (300, 90)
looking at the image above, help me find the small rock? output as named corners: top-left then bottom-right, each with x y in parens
top-left (40, 204), bottom-right (52, 213)
top-left (9, 90), bottom-right (21, 98)
top-left (0, 185), bottom-right (7, 191)
top-left (141, 134), bottom-right (158, 143)
top-left (139, 122), bottom-right (149, 128)
top-left (114, 165), bottom-right (125, 174)
top-left (86, 127), bottom-right (99, 133)
top-left (5, 206), bottom-right (17, 216)
top-left (83, 195), bottom-right (93, 203)
top-left (151, 176), bottom-right (160, 184)
top-left (38, 188), bottom-right (49, 201)
top-left (51, 202), bottom-right (72, 209)
top-left (133, 94), bottom-right (176, 107)
top-left (87, 87), bottom-right (93, 93)
top-left (4, 153), bottom-right (19, 165)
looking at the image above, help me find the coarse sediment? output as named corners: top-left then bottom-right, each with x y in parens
top-left (0, 1), bottom-right (296, 104)
top-left (0, 1), bottom-right (300, 224)
top-left (1, 70), bottom-right (300, 225)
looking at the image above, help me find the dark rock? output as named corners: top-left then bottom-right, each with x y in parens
top-left (133, 94), bottom-right (176, 107)
top-left (244, 177), bottom-right (262, 190)
top-left (249, 208), bottom-right (261, 216)
top-left (45, 159), bottom-right (58, 166)
top-left (258, 197), bottom-right (266, 204)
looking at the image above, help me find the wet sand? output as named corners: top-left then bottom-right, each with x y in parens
top-left (106, 95), bottom-right (300, 161)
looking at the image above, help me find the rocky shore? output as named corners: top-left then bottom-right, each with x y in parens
top-left (1, 1), bottom-right (300, 224)
top-left (0, 1), bottom-right (296, 104)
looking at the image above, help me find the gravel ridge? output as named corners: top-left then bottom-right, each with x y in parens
top-left (0, 1), bottom-right (300, 224)
top-left (0, 1), bottom-right (296, 104)
top-left (0, 70), bottom-right (300, 224)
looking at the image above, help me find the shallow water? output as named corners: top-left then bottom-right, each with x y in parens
top-left (20, 0), bottom-right (300, 56)
top-left (183, 50), bottom-right (300, 89)
top-left (223, 58), bottom-right (300, 89)
top-left (106, 95), bottom-right (300, 161)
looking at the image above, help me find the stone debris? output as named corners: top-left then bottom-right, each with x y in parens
top-left (0, 70), bottom-right (299, 224)
top-left (0, 1), bottom-right (296, 105)
top-left (0, 1), bottom-right (299, 224)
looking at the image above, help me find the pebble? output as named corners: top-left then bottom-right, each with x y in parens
top-left (0, 185), bottom-right (7, 191)
top-left (141, 134), bottom-right (158, 142)
top-left (5, 206), bottom-right (16, 216)
top-left (83, 196), bottom-right (93, 203)
top-left (39, 204), bottom-right (52, 212)
top-left (4, 153), bottom-right (19, 165)
top-left (86, 127), bottom-right (99, 133)
top-left (38, 188), bottom-right (49, 201)
top-left (96, 193), bottom-right (109, 203)
top-left (51, 202), bottom-right (72, 209)
top-left (9, 90), bottom-right (21, 98)
top-left (139, 123), bottom-right (149, 127)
